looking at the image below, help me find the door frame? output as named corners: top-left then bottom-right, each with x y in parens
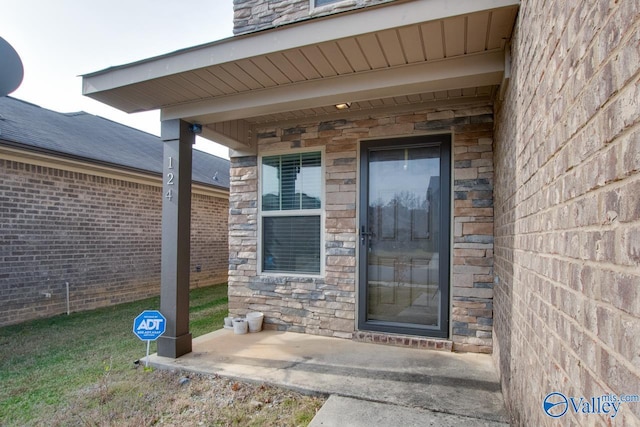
top-left (357, 134), bottom-right (451, 338)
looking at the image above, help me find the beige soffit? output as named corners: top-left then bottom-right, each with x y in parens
top-left (82, 0), bottom-right (519, 147)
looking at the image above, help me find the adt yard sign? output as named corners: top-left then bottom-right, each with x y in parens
top-left (134, 310), bottom-right (166, 368)
top-left (134, 310), bottom-right (166, 341)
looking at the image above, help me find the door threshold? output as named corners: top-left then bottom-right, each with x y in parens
top-left (353, 331), bottom-right (452, 352)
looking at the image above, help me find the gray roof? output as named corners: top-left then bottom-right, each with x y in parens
top-left (0, 96), bottom-right (229, 189)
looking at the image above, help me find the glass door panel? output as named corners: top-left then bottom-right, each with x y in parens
top-left (359, 136), bottom-right (450, 337)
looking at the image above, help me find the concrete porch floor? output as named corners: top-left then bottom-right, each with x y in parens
top-left (148, 329), bottom-right (510, 426)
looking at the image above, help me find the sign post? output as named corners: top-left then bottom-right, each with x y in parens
top-left (133, 310), bottom-right (167, 368)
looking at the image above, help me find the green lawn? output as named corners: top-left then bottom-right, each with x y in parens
top-left (0, 284), bottom-right (228, 425)
top-left (0, 284), bottom-right (323, 426)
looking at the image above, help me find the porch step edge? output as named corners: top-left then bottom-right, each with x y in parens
top-left (353, 331), bottom-right (453, 351)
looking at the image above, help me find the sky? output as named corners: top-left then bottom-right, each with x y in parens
top-left (2, 0), bottom-right (234, 158)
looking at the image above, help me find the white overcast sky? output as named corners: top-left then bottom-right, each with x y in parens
top-left (2, 0), bottom-right (234, 158)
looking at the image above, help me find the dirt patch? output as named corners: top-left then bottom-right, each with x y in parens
top-left (50, 368), bottom-right (325, 426)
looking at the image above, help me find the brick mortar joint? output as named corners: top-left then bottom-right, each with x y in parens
top-left (511, 247), bottom-right (640, 276)
top-left (510, 169), bottom-right (640, 221)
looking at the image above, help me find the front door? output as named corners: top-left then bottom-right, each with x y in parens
top-left (358, 135), bottom-right (451, 338)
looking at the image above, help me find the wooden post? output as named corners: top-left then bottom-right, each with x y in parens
top-left (157, 119), bottom-right (193, 358)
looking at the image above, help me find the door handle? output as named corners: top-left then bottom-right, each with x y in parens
top-left (360, 226), bottom-right (372, 245)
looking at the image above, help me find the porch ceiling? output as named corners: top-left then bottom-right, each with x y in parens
top-left (246, 86), bottom-right (499, 126)
top-left (82, 0), bottom-right (518, 150)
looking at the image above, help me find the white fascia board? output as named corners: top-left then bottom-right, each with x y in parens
top-left (82, 0), bottom-right (519, 97)
top-left (161, 50), bottom-right (504, 123)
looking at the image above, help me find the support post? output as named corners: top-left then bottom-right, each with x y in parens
top-left (157, 119), bottom-right (193, 358)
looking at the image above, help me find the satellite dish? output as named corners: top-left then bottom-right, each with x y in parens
top-left (0, 36), bottom-right (24, 96)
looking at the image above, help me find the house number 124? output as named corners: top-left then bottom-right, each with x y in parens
top-left (166, 156), bottom-right (175, 200)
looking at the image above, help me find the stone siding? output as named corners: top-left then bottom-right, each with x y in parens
top-left (493, 0), bottom-right (640, 425)
top-left (229, 103), bottom-right (494, 351)
top-left (0, 159), bottom-right (228, 326)
top-left (233, 0), bottom-right (396, 35)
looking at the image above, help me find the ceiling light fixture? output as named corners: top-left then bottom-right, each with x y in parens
top-left (335, 102), bottom-right (351, 110)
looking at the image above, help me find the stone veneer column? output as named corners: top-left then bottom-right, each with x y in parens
top-left (227, 156), bottom-right (259, 314)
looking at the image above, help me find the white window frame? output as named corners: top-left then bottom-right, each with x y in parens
top-left (309, 0), bottom-right (349, 12)
top-left (258, 147), bottom-right (325, 277)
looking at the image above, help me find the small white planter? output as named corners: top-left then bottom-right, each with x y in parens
top-left (232, 318), bottom-right (248, 335)
top-left (224, 316), bottom-right (233, 328)
top-left (246, 312), bottom-right (264, 333)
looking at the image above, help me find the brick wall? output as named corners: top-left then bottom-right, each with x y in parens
top-left (0, 159), bottom-right (228, 326)
top-left (494, 1), bottom-right (640, 425)
top-left (233, 0), bottom-right (396, 35)
top-left (191, 191), bottom-right (230, 288)
top-left (229, 102), bottom-right (495, 352)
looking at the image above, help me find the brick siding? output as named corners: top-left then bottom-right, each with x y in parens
top-left (0, 159), bottom-right (228, 326)
top-left (493, 1), bottom-right (640, 425)
top-left (229, 102), bottom-right (495, 351)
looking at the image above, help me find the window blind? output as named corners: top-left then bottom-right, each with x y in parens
top-left (263, 216), bottom-right (321, 274)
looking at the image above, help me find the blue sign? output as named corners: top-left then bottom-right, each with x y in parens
top-left (543, 392), bottom-right (569, 418)
top-left (133, 310), bottom-right (166, 341)
top-left (542, 391), bottom-right (635, 419)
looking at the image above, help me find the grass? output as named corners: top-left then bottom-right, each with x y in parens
top-left (0, 284), bottom-right (323, 426)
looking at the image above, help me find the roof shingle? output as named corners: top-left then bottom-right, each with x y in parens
top-left (0, 96), bottom-right (229, 189)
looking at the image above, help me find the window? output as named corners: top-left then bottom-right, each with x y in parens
top-left (261, 151), bottom-right (322, 274)
top-left (314, 0), bottom-right (341, 6)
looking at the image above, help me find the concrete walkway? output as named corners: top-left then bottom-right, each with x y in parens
top-left (147, 329), bottom-right (510, 426)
